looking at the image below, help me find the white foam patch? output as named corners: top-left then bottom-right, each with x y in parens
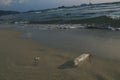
top-left (107, 15), bottom-right (120, 19)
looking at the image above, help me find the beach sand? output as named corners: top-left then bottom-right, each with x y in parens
top-left (0, 28), bottom-right (120, 80)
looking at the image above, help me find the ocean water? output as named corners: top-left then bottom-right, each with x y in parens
top-left (1, 2), bottom-right (120, 27)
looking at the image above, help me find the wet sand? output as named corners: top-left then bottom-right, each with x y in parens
top-left (0, 28), bottom-right (120, 80)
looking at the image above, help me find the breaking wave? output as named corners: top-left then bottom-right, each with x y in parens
top-left (26, 15), bottom-right (120, 28)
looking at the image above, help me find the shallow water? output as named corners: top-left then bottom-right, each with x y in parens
top-left (1, 24), bottom-right (120, 60)
top-left (14, 24), bottom-right (120, 61)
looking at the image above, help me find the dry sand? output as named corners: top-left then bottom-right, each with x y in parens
top-left (0, 28), bottom-right (120, 80)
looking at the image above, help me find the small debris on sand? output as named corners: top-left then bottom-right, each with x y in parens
top-left (33, 56), bottom-right (40, 65)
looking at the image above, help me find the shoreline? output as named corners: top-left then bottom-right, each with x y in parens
top-left (0, 27), bottom-right (120, 80)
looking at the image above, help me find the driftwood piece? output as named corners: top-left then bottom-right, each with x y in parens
top-left (74, 53), bottom-right (91, 66)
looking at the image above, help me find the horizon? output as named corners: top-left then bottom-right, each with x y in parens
top-left (0, 0), bottom-right (120, 11)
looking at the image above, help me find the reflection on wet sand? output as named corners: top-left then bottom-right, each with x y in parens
top-left (0, 26), bottom-right (120, 80)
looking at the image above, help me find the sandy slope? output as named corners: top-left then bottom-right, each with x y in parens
top-left (0, 28), bottom-right (120, 80)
